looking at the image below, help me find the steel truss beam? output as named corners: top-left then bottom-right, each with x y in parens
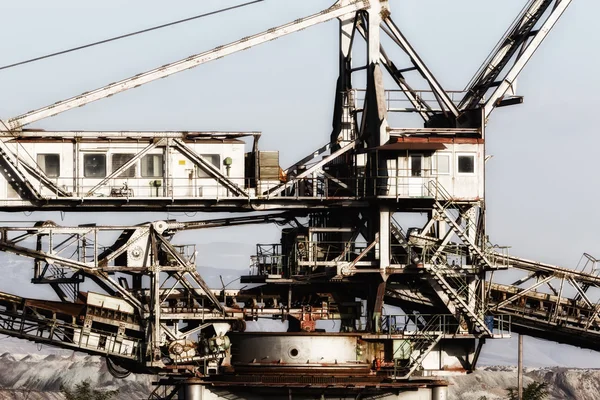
top-left (2, 1), bottom-right (372, 131)
top-left (0, 135), bottom-right (250, 201)
top-left (460, 0), bottom-right (573, 118)
top-left (381, 16), bottom-right (460, 118)
top-left (486, 251), bottom-right (600, 348)
top-left (171, 139), bottom-right (247, 197)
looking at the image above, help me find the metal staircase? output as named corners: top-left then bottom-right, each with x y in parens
top-left (427, 180), bottom-right (495, 270)
top-left (426, 264), bottom-right (491, 335)
top-left (42, 265), bottom-right (82, 302)
top-left (390, 217), bottom-right (418, 264)
top-left (415, 181), bottom-right (493, 334)
top-left (0, 141), bottom-right (41, 202)
top-left (392, 315), bottom-right (444, 379)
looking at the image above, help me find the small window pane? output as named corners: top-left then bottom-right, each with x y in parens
top-left (142, 154), bottom-right (163, 177)
top-left (37, 154), bottom-right (60, 178)
top-left (112, 154), bottom-right (136, 178)
top-left (84, 154), bottom-right (106, 178)
top-left (410, 156), bottom-right (422, 177)
top-left (458, 155), bottom-right (475, 174)
top-left (436, 154), bottom-right (450, 174)
top-left (197, 154), bottom-right (221, 178)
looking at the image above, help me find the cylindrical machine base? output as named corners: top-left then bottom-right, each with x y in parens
top-left (432, 386), bottom-right (448, 400)
top-left (178, 383), bottom-right (205, 400)
top-left (228, 332), bottom-right (370, 374)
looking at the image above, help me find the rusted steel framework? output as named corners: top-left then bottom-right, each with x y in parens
top-left (0, 0), bottom-right (581, 399)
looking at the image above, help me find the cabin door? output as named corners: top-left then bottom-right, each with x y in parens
top-left (172, 158), bottom-right (196, 197)
top-left (408, 154), bottom-right (424, 197)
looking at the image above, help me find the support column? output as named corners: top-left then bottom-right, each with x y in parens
top-left (379, 207), bottom-right (390, 274)
top-left (178, 382), bottom-right (207, 400)
top-left (518, 334), bottom-right (523, 400)
top-left (432, 386), bottom-right (448, 400)
top-left (362, 3), bottom-right (390, 196)
top-left (397, 387), bottom-right (448, 399)
top-left (465, 206), bottom-right (479, 316)
top-left (367, 3), bottom-right (389, 147)
top-left (331, 1), bottom-right (356, 147)
top-left (436, 209), bottom-right (447, 239)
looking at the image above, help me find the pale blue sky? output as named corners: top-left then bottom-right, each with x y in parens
top-left (0, 0), bottom-right (599, 366)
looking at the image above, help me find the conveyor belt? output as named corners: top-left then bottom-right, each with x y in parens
top-left (0, 291), bottom-right (143, 360)
top-left (486, 253), bottom-right (600, 350)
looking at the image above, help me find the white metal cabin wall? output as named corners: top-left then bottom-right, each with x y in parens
top-left (387, 143), bottom-right (484, 200)
top-left (78, 142), bottom-right (151, 197)
top-left (447, 143), bottom-right (484, 201)
top-left (0, 141), bottom-right (247, 200)
top-left (10, 142), bottom-right (73, 198)
top-left (185, 142), bottom-right (245, 198)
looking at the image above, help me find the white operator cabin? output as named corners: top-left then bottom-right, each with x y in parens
top-left (379, 137), bottom-right (484, 201)
top-left (0, 136), bottom-right (483, 203)
top-left (0, 138), bottom-right (246, 200)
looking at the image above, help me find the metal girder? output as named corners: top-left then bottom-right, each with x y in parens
top-left (0, 140), bottom-right (41, 201)
top-left (321, 171), bottom-right (351, 191)
top-left (381, 16), bottom-right (460, 118)
top-left (433, 202), bottom-right (495, 270)
top-left (154, 233), bottom-right (223, 312)
top-left (459, 0), bottom-right (573, 118)
top-left (263, 140), bottom-right (356, 197)
top-left (494, 253), bottom-right (600, 288)
top-left (354, 21), bottom-right (434, 122)
top-left (511, 272), bottom-right (538, 286)
top-left (388, 128), bottom-right (479, 136)
top-left (0, 239), bottom-right (143, 308)
top-left (349, 233), bottom-right (379, 269)
top-left (482, 0), bottom-right (572, 118)
top-left (379, 47), bottom-right (432, 121)
top-left (175, 322), bottom-right (212, 340)
top-left (330, 6), bottom-right (359, 146)
top-left (0, 131), bottom-right (260, 139)
top-left (568, 277), bottom-right (594, 308)
top-left (164, 212), bottom-right (297, 233)
top-left (552, 277), bottom-right (565, 321)
top-left (283, 143), bottom-right (331, 176)
top-left (493, 275), bottom-right (554, 310)
top-left (18, 160), bottom-right (70, 197)
top-left (99, 227), bottom-right (150, 266)
top-left (2, 0), bottom-right (371, 131)
top-left (426, 272), bottom-right (492, 336)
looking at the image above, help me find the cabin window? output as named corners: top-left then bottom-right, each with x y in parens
top-left (197, 154), bottom-right (221, 178)
top-left (141, 154), bottom-right (163, 177)
top-left (83, 154), bottom-right (106, 178)
top-left (37, 154), bottom-right (60, 178)
top-left (436, 154), bottom-right (450, 175)
top-left (410, 155), bottom-right (423, 177)
top-left (112, 154), bottom-right (136, 178)
top-left (457, 154), bottom-right (475, 174)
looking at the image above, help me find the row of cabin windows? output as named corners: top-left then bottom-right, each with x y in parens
top-left (37, 153), bottom-right (220, 179)
top-left (410, 154), bottom-right (475, 177)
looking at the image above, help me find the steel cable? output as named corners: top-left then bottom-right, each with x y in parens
top-left (0, 0), bottom-right (264, 71)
